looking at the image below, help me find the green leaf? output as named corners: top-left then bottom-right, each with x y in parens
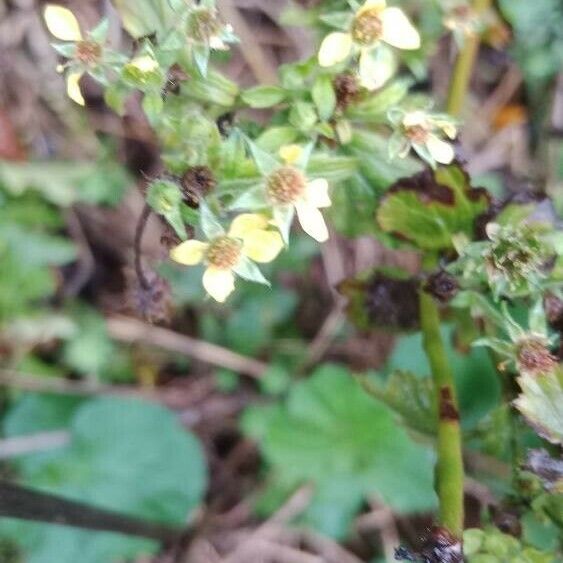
top-left (312, 75), bottom-right (336, 121)
top-left (142, 92), bottom-right (164, 120)
top-left (256, 126), bottom-right (299, 153)
top-left (1, 396), bottom-right (207, 563)
top-left (242, 365), bottom-right (437, 538)
top-left (233, 256), bottom-right (269, 286)
top-left (241, 85), bottom-right (286, 109)
top-left (184, 68), bottom-right (239, 107)
top-left (377, 165), bottom-right (491, 250)
top-left (387, 326), bottom-right (501, 429)
top-left (514, 367), bottom-right (563, 445)
top-left (111, 0), bottom-right (177, 39)
top-left (104, 83), bottom-right (129, 116)
top-left (347, 79), bottom-right (410, 123)
top-left (0, 161), bottom-right (130, 207)
top-left (289, 101), bottom-right (318, 132)
top-left (246, 138), bottom-right (279, 176)
top-left (146, 179), bottom-right (182, 215)
top-left (360, 371), bottom-right (437, 435)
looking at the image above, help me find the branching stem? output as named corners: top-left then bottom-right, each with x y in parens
top-left (420, 255), bottom-right (464, 539)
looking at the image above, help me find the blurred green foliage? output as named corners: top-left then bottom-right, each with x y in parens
top-left (0, 396), bottom-right (207, 563)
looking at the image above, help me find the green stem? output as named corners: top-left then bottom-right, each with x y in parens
top-left (446, 0), bottom-right (493, 117)
top-left (420, 256), bottom-right (464, 538)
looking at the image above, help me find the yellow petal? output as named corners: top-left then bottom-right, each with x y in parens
top-left (358, 0), bottom-right (386, 15)
top-left (437, 120), bottom-right (457, 139)
top-left (44, 4), bottom-right (82, 41)
top-left (130, 55), bottom-right (159, 73)
top-left (295, 201), bottom-right (329, 243)
top-left (358, 47), bottom-right (395, 90)
top-left (279, 144), bottom-right (303, 165)
top-left (228, 214), bottom-right (269, 238)
top-left (426, 135), bottom-right (455, 164)
top-left (304, 178), bottom-right (331, 208)
top-left (242, 229), bottom-right (284, 263)
top-left (380, 7), bottom-right (420, 50)
top-left (66, 72), bottom-right (85, 106)
top-left (170, 240), bottom-right (208, 265)
top-left (318, 32), bottom-right (353, 67)
top-left (202, 267), bottom-right (235, 303)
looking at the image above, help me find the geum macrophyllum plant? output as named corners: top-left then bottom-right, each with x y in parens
top-left (318, 0), bottom-right (420, 90)
top-left (170, 210), bottom-right (283, 303)
top-left (43, 0), bottom-right (563, 559)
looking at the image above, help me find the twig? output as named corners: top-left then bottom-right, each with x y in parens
top-left (299, 529), bottom-right (364, 563)
top-left (356, 501), bottom-right (400, 563)
top-left (107, 316), bottom-right (268, 379)
top-left (0, 368), bottom-right (153, 397)
top-left (0, 431), bottom-right (70, 459)
top-left (221, 486), bottom-right (313, 563)
top-left (0, 481), bottom-right (184, 544)
top-left (301, 303), bottom-right (345, 371)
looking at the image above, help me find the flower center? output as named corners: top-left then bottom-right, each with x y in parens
top-left (351, 9), bottom-right (383, 46)
top-left (516, 338), bottom-right (557, 375)
top-left (206, 236), bottom-right (242, 269)
top-left (187, 7), bottom-right (222, 43)
top-left (266, 166), bottom-right (306, 205)
top-left (405, 124), bottom-right (429, 144)
top-left (76, 40), bottom-right (102, 65)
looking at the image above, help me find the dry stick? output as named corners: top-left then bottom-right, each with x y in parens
top-left (0, 368), bottom-right (152, 397)
top-left (221, 486), bottom-right (313, 563)
top-left (0, 481), bottom-right (184, 544)
top-left (0, 431), bottom-right (70, 459)
top-left (107, 316), bottom-right (268, 379)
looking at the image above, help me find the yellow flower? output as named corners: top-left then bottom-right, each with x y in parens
top-left (44, 5), bottom-right (87, 105)
top-left (402, 111), bottom-right (456, 165)
top-left (389, 109), bottom-right (457, 167)
top-left (170, 214), bottom-right (283, 303)
top-left (266, 158), bottom-right (331, 243)
top-left (318, 0), bottom-right (420, 90)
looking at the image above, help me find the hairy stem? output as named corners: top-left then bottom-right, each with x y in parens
top-left (446, 0), bottom-right (493, 116)
top-left (420, 257), bottom-right (464, 538)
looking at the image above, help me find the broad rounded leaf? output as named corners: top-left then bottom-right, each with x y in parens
top-left (1, 397), bottom-right (207, 563)
top-left (377, 165), bottom-right (490, 250)
top-left (242, 365), bottom-right (437, 538)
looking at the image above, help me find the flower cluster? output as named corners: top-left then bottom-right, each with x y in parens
top-left (452, 221), bottom-right (561, 300)
top-left (318, 0), bottom-right (420, 91)
top-left (167, 141), bottom-right (332, 302)
top-left (171, 211), bottom-right (283, 303)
